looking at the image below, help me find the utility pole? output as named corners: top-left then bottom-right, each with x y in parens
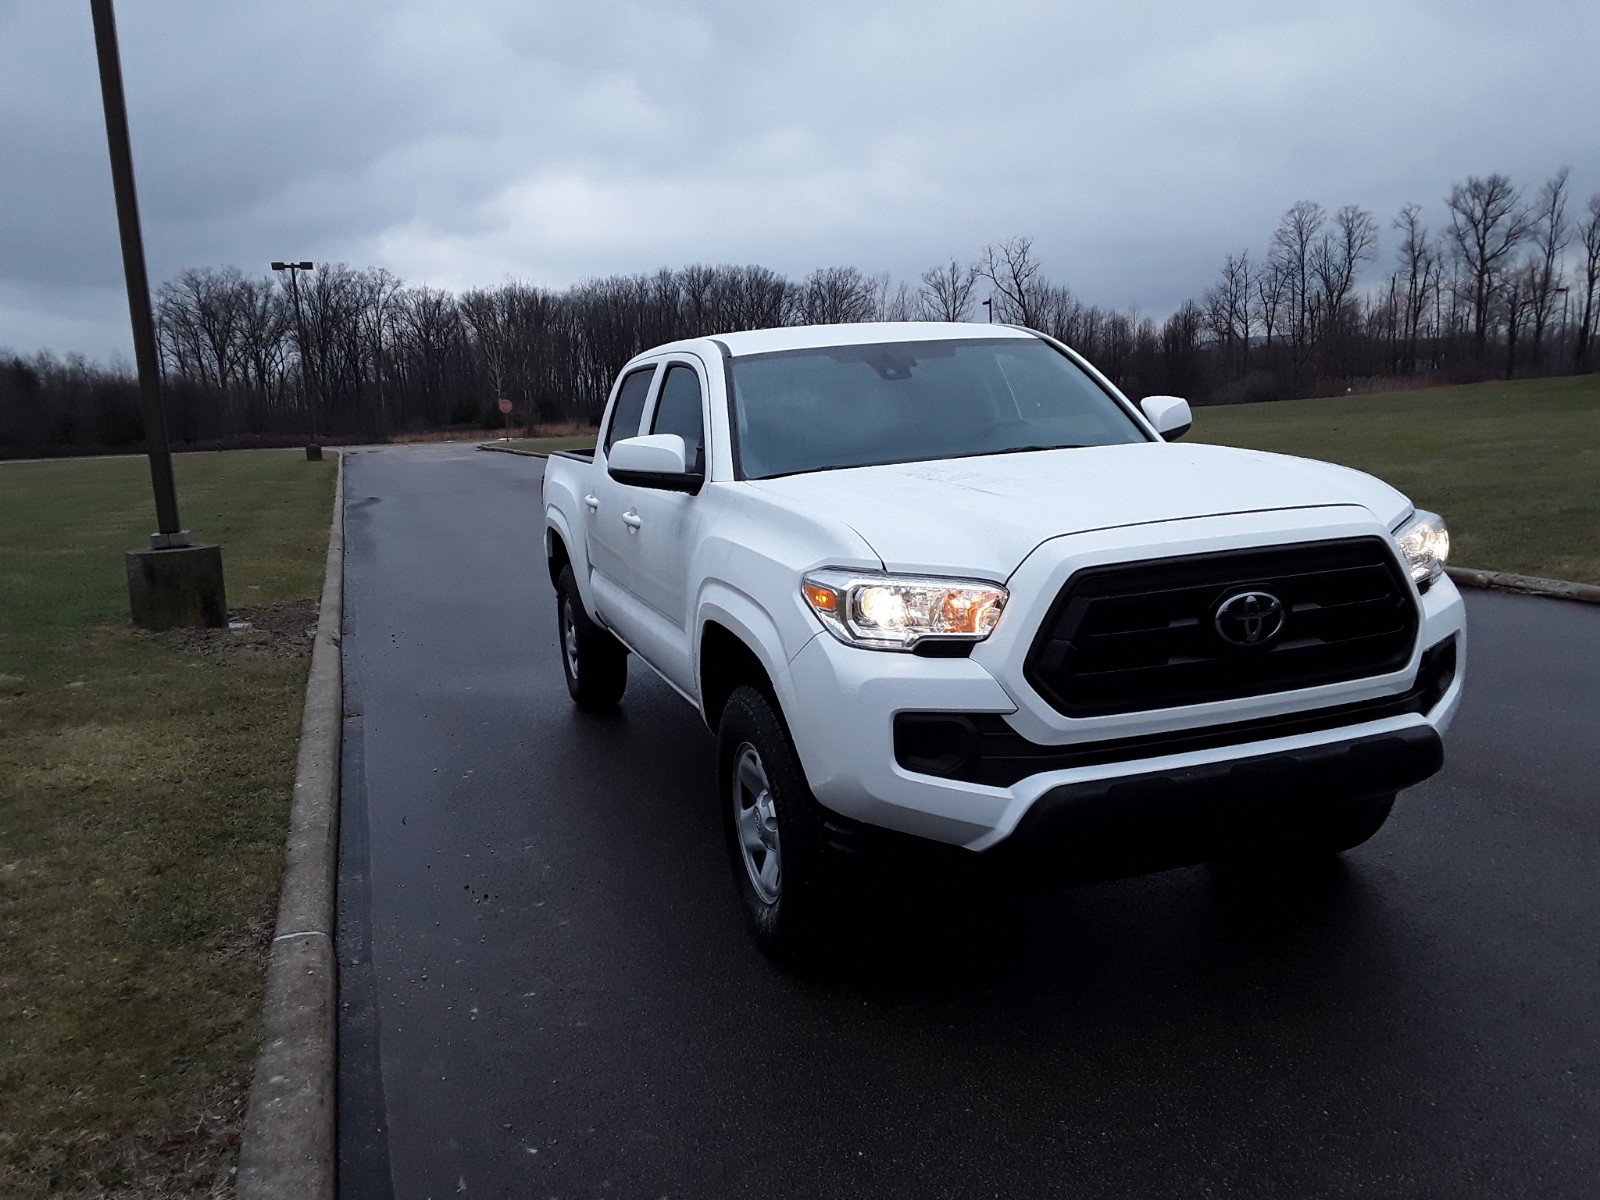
top-left (92, 0), bottom-right (226, 629)
top-left (271, 260), bottom-right (321, 459)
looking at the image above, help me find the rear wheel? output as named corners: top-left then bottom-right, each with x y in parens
top-left (717, 685), bottom-right (836, 958)
top-left (556, 565), bottom-right (626, 711)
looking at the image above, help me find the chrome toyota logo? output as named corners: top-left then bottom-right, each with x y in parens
top-left (1214, 590), bottom-right (1286, 647)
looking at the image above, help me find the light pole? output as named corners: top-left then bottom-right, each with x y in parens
top-left (92, 0), bottom-right (226, 629)
top-left (982, 297), bottom-right (994, 323)
top-left (271, 260), bottom-right (321, 459)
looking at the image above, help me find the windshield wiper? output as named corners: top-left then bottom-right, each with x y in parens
top-left (983, 443), bottom-right (1088, 456)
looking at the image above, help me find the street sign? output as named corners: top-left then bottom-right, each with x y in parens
top-left (497, 397), bottom-right (513, 415)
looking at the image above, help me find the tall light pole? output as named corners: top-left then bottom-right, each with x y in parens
top-left (92, 0), bottom-right (183, 547)
top-left (92, 0), bottom-right (226, 629)
top-left (271, 260), bottom-right (321, 459)
top-left (982, 297), bottom-right (994, 323)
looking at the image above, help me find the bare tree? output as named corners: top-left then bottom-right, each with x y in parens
top-left (1313, 205), bottom-right (1378, 327)
top-left (978, 236), bottom-right (1046, 326)
top-left (1270, 200), bottom-right (1326, 390)
top-left (156, 266), bottom-right (253, 393)
top-left (1526, 167), bottom-right (1571, 370)
top-left (1576, 194), bottom-right (1600, 373)
top-left (1503, 261), bottom-right (1536, 379)
top-left (460, 285), bottom-right (514, 419)
top-left (795, 266), bottom-right (877, 325)
top-left (1203, 251), bottom-right (1256, 378)
top-left (392, 285), bottom-right (463, 423)
top-left (1445, 173), bottom-right (1534, 362)
top-left (1102, 310), bottom-right (1135, 385)
top-left (869, 273), bottom-right (920, 322)
top-left (1393, 204), bottom-right (1438, 375)
top-left (918, 259), bottom-right (978, 321)
top-left (1253, 256), bottom-right (1289, 349)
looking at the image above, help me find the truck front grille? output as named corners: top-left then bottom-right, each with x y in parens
top-left (1023, 537), bottom-right (1418, 717)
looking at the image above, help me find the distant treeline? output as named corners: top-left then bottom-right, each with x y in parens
top-left (3, 168), bottom-right (1598, 456)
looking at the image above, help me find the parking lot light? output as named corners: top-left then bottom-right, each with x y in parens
top-left (91, 0), bottom-right (226, 629)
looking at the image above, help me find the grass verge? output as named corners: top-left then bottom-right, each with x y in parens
top-left (479, 434), bottom-right (596, 455)
top-left (0, 449), bottom-right (335, 1196)
top-left (1193, 375), bottom-right (1600, 585)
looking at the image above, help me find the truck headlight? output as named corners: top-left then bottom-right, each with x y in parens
top-left (801, 569), bottom-right (1007, 650)
top-left (1393, 510), bottom-right (1450, 587)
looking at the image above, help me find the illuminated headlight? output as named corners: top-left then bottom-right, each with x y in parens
top-left (800, 569), bottom-right (1007, 650)
top-left (1393, 509), bottom-right (1450, 587)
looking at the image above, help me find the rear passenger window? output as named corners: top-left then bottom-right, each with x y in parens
top-left (651, 365), bottom-right (705, 469)
top-left (604, 367), bottom-right (656, 455)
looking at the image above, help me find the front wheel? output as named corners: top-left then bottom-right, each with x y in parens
top-left (717, 686), bottom-right (836, 958)
top-left (556, 565), bottom-right (627, 711)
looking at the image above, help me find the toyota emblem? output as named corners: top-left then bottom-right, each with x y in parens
top-left (1214, 590), bottom-right (1286, 647)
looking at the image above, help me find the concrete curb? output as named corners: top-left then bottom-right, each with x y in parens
top-left (237, 451), bottom-right (344, 1199)
top-left (1447, 565), bottom-right (1600, 605)
top-left (477, 440), bottom-right (547, 458)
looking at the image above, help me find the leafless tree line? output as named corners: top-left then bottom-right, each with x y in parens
top-left (4, 168), bottom-right (1598, 455)
top-left (1199, 169), bottom-right (1600, 401)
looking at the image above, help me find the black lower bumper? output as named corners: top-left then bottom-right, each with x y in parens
top-left (822, 724), bottom-right (1444, 888)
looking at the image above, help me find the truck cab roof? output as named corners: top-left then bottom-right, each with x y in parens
top-left (646, 320), bottom-right (1038, 362)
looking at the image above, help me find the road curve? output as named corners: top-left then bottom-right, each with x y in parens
top-left (337, 443), bottom-right (1599, 1199)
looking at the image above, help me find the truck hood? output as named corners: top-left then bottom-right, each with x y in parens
top-left (744, 442), bottom-right (1411, 577)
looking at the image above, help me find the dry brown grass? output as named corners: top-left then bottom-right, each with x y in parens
top-left (0, 450), bottom-right (334, 1197)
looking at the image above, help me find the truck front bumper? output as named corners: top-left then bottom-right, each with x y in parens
top-left (781, 575), bottom-right (1465, 856)
top-left (815, 725), bottom-right (1440, 887)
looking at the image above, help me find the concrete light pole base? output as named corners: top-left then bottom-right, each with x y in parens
top-left (126, 543), bottom-right (227, 630)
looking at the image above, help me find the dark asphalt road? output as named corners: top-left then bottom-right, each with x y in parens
top-left (337, 444), bottom-right (1599, 1199)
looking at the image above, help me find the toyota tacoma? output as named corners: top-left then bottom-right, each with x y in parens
top-left (541, 322), bottom-right (1464, 954)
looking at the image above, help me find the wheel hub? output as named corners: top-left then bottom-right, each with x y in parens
top-left (561, 598), bottom-right (580, 678)
top-left (733, 743), bottom-right (781, 904)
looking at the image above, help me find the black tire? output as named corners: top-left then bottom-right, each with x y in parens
top-left (556, 565), bottom-right (627, 711)
top-left (717, 685), bottom-right (836, 959)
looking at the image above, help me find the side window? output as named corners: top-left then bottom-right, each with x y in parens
top-left (650, 364), bottom-right (705, 470)
top-left (603, 367), bottom-right (656, 455)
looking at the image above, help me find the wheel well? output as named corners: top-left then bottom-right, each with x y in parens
top-left (699, 621), bottom-right (776, 730)
top-left (547, 528), bottom-right (571, 588)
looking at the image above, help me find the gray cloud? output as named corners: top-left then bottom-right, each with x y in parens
top-left (2, 0), bottom-right (1596, 359)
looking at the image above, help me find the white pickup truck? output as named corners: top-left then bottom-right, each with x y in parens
top-left (542, 322), bottom-right (1464, 954)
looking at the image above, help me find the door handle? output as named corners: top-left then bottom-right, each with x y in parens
top-left (621, 509), bottom-right (643, 530)
top-left (583, 494), bottom-right (599, 512)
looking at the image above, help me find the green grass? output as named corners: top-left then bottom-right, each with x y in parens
top-left (480, 434), bottom-right (596, 455)
top-left (0, 450), bottom-right (335, 1196)
top-left (1192, 375), bottom-right (1600, 585)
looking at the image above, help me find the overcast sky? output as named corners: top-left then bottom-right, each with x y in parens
top-left (2, 0), bottom-right (1596, 362)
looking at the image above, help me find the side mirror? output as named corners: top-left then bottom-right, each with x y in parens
top-left (1139, 395), bottom-right (1192, 441)
top-left (607, 434), bottom-right (703, 493)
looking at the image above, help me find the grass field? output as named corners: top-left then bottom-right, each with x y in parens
top-left (1193, 375), bottom-right (1600, 585)
top-left (0, 450), bottom-right (335, 1196)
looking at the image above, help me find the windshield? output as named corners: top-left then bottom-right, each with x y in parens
top-left (727, 337), bottom-right (1150, 479)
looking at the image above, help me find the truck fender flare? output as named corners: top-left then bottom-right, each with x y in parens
top-left (695, 583), bottom-right (798, 725)
top-left (544, 507), bottom-right (600, 624)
